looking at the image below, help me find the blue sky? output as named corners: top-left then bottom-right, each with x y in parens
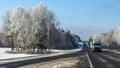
top-left (0, 0), bottom-right (120, 40)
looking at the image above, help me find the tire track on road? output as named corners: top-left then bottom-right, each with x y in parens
top-left (97, 52), bottom-right (120, 68)
top-left (87, 52), bottom-right (119, 68)
top-left (99, 51), bottom-right (120, 62)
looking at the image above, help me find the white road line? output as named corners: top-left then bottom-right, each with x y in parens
top-left (86, 52), bottom-right (93, 68)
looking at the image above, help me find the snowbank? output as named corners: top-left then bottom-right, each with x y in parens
top-left (0, 48), bottom-right (82, 60)
top-left (50, 49), bottom-right (82, 54)
top-left (0, 48), bottom-right (37, 60)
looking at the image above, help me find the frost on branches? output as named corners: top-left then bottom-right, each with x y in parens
top-left (2, 3), bottom-right (81, 53)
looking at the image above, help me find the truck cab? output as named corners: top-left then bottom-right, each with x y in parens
top-left (90, 41), bottom-right (102, 52)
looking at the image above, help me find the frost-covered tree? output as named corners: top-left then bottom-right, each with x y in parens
top-left (2, 3), bottom-right (81, 53)
top-left (90, 30), bottom-right (120, 49)
top-left (113, 25), bottom-right (120, 46)
top-left (29, 4), bottom-right (56, 52)
top-left (100, 31), bottom-right (114, 47)
top-left (2, 7), bottom-right (31, 51)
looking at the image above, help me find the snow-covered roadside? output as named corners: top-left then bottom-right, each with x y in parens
top-left (0, 48), bottom-right (82, 61)
top-left (0, 48), bottom-right (37, 60)
top-left (102, 49), bottom-right (120, 54)
top-left (50, 49), bottom-right (82, 53)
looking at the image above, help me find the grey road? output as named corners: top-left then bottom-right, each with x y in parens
top-left (82, 42), bottom-right (120, 68)
top-left (0, 51), bottom-right (87, 68)
top-left (0, 43), bottom-right (120, 68)
top-left (87, 51), bottom-right (120, 68)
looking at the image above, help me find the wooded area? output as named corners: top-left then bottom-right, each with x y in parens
top-left (0, 4), bottom-right (81, 53)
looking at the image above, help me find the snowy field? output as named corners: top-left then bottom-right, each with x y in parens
top-left (0, 48), bottom-right (82, 60)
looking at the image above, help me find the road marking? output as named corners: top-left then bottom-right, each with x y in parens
top-left (86, 52), bottom-right (93, 68)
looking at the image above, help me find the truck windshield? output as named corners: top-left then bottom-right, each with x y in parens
top-left (94, 43), bottom-right (100, 46)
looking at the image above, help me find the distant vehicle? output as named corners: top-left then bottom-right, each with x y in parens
top-left (90, 40), bottom-right (102, 52)
top-left (78, 42), bottom-right (83, 48)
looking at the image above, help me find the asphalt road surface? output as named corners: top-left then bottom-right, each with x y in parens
top-left (87, 51), bottom-right (120, 68)
top-left (82, 42), bottom-right (120, 68)
top-left (0, 43), bottom-right (120, 68)
top-left (0, 51), bottom-right (88, 68)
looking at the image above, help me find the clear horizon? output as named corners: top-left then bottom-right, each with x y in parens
top-left (0, 0), bottom-right (120, 40)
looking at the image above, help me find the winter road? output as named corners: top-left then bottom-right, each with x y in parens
top-left (0, 50), bottom-right (120, 68)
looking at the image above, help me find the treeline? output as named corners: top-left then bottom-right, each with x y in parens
top-left (0, 4), bottom-right (81, 53)
top-left (90, 25), bottom-right (120, 49)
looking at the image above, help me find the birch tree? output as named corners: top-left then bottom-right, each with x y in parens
top-left (2, 3), bottom-right (81, 53)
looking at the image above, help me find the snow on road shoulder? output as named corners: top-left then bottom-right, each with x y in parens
top-left (0, 48), bottom-right (37, 60)
top-left (50, 49), bottom-right (82, 53)
top-left (0, 48), bottom-right (82, 60)
top-left (102, 49), bottom-right (120, 54)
